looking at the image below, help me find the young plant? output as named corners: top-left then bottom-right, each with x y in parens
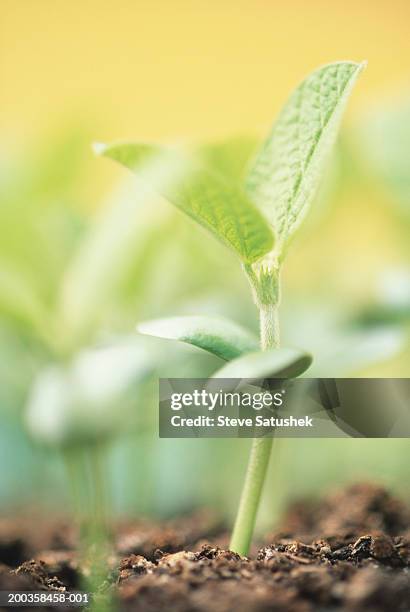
top-left (25, 338), bottom-right (154, 605)
top-left (98, 61), bottom-right (365, 555)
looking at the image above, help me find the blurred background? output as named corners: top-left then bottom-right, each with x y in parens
top-left (1, 0), bottom-right (409, 531)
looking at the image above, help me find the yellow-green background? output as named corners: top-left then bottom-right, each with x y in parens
top-left (2, 0), bottom-right (410, 190)
top-left (0, 1), bottom-right (409, 521)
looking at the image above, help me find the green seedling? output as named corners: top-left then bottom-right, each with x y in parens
top-left (25, 338), bottom-right (154, 537)
top-left (99, 61), bottom-right (365, 555)
top-left (4, 138), bottom-right (192, 605)
top-left (25, 338), bottom-right (153, 605)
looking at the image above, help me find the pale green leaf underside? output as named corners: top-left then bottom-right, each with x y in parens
top-left (138, 315), bottom-right (258, 361)
top-left (212, 347), bottom-right (312, 379)
top-left (98, 143), bottom-right (274, 264)
top-left (246, 61), bottom-right (365, 255)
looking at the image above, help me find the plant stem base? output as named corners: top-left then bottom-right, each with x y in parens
top-left (229, 436), bottom-right (273, 556)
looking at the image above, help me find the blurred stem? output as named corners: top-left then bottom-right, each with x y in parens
top-left (229, 299), bottom-right (279, 556)
top-left (63, 447), bottom-right (90, 538)
top-left (63, 443), bottom-right (111, 589)
top-left (87, 443), bottom-right (110, 537)
top-left (84, 445), bottom-right (112, 611)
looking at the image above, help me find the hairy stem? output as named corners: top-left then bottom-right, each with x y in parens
top-left (259, 303), bottom-right (280, 350)
top-left (229, 301), bottom-right (279, 556)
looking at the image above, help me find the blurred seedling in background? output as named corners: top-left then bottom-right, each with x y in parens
top-left (25, 340), bottom-right (153, 536)
top-left (99, 61), bottom-right (365, 555)
top-left (0, 134), bottom-right (179, 596)
top-left (25, 339), bottom-right (153, 606)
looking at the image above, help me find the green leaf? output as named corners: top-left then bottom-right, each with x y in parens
top-left (198, 136), bottom-right (257, 183)
top-left (138, 315), bottom-right (258, 361)
top-left (25, 338), bottom-right (154, 447)
top-left (246, 61), bottom-right (365, 257)
top-left (306, 328), bottom-right (404, 376)
top-left (357, 94), bottom-right (410, 216)
top-left (0, 263), bottom-right (51, 343)
top-left (212, 347), bottom-right (312, 378)
top-left (97, 142), bottom-right (274, 264)
top-left (59, 160), bottom-right (171, 348)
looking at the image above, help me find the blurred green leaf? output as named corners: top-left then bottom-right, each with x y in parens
top-left (358, 94), bottom-right (410, 215)
top-left (198, 136), bottom-right (257, 183)
top-left (98, 142), bottom-right (274, 264)
top-left (355, 269), bottom-right (410, 328)
top-left (246, 61), bottom-right (365, 257)
top-left (307, 328), bottom-right (405, 376)
top-left (60, 150), bottom-right (184, 348)
top-left (138, 315), bottom-right (258, 361)
top-left (283, 301), bottom-right (407, 376)
top-left (0, 133), bottom-right (87, 323)
top-left (25, 338), bottom-right (154, 447)
top-left (212, 347), bottom-right (312, 378)
top-left (0, 263), bottom-right (51, 342)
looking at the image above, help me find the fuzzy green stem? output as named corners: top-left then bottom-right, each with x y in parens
top-left (229, 301), bottom-right (279, 556)
top-left (259, 303), bottom-right (280, 350)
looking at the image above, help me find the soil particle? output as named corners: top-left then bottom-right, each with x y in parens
top-left (118, 554), bottom-right (155, 582)
top-left (13, 560), bottom-right (66, 592)
top-left (116, 511), bottom-right (224, 560)
top-left (33, 551), bottom-right (80, 588)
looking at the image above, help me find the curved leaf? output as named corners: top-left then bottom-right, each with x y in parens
top-left (246, 61), bottom-right (365, 256)
top-left (212, 347), bottom-right (312, 379)
top-left (97, 142), bottom-right (274, 264)
top-left (138, 315), bottom-right (258, 361)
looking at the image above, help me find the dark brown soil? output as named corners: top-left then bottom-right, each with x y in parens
top-left (0, 484), bottom-right (409, 611)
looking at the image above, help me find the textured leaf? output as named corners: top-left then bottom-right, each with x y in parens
top-left (246, 61), bottom-right (365, 256)
top-left (98, 142), bottom-right (274, 264)
top-left (138, 315), bottom-right (258, 361)
top-left (212, 347), bottom-right (312, 378)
